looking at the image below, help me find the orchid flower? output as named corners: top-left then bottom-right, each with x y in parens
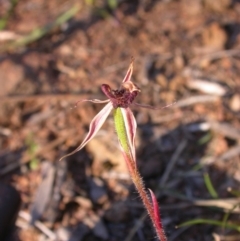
top-left (60, 61), bottom-right (167, 241)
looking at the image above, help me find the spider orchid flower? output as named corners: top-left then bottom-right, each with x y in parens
top-left (60, 61), bottom-right (167, 241)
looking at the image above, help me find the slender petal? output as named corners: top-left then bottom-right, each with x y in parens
top-left (59, 102), bottom-right (113, 161)
top-left (122, 60), bottom-right (133, 83)
top-left (120, 107), bottom-right (137, 162)
top-left (132, 102), bottom-right (176, 110)
top-left (81, 99), bottom-right (110, 104)
top-left (74, 99), bottom-right (110, 108)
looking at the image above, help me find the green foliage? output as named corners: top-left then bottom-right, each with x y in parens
top-left (198, 132), bottom-right (212, 145)
top-left (178, 219), bottom-right (240, 232)
top-left (1, 5), bottom-right (80, 50)
top-left (203, 172), bottom-right (218, 198)
top-left (228, 188), bottom-right (240, 197)
top-left (25, 134), bottom-right (39, 170)
top-left (85, 0), bottom-right (95, 6)
top-left (108, 0), bottom-right (118, 10)
top-left (85, 0), bottom-right (119, 19)
top-left (0, 0), bottom-right (18, 30)
top-left (178, 174), bottom-right (240, 234)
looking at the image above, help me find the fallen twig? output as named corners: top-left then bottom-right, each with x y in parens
top-left (18, 210), bottom-right (56, 240)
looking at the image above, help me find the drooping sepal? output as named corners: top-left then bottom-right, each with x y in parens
top-left (60, 102), bottom-right (113, 161)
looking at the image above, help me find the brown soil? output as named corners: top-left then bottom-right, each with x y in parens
top-left (0, 0), bottom-right (240, 240)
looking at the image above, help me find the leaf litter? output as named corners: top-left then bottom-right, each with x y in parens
top-left (0, 0), bottom-right (240, 240)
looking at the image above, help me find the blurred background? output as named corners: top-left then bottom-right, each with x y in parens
top-left (0, 0), bottom-right (240, 240)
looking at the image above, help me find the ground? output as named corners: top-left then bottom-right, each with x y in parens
top-left (0, 0), bottom-right (240, 240)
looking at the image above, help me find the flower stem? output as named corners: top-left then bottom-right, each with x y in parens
top-left (128, 159), bottom-right (166, 241)
top-left (113, 108), bottom-right (167, 241)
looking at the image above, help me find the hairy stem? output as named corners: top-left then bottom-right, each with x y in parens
top-left (113, 108), bottom-right (166, 241)
top-left (128, 157), bottom-right (166, 241)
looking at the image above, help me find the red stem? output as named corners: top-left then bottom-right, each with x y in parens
top-left (123, 153), bottom-right (167, 241)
